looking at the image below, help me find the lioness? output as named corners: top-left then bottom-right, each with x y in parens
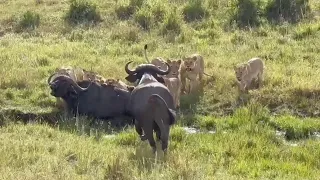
top-left (233, 57), bottom-right (264, 93)
top-left (150, 57), bottom-right (167, 73)
top-left (102, 78), bottom-right (134, 91)
top-left (83, 69), bottom-right (106, 83)
top-left (180, 54), bottom-right (205, 94)
top-left (163, 59), bottom-right (182, 108)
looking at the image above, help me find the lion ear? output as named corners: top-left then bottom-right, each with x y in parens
top-left (233, 65), bottom-right (237, 71)
top-left (167, 59), bottom-right (171, 63)
top-left (182, 56), bottom-right (186, 60)
top-left (192, 56), bottom-right (197, 61)
top-left (55, 67), bottom-right (59, 71)
top-left (177, 59), bottom-right (182, 64)
top-left (116, 79), bottom-right (119, 82)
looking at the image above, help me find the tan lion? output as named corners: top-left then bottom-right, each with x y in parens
top-left (163, 59), bottom-right (182, 108)
top-left (180, 54), bottom-right (205, 94)
top-left (102, 78), bottom-right (134, 91)
top-left (150, 57), bottom-right (167, 72)
top-left (82, 69), bottom-right (106, 83)
top-left (233, 57), bottom-right (264, 93)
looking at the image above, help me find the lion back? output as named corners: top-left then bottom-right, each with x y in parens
top-left (243, 58), bottom-right (264, 81)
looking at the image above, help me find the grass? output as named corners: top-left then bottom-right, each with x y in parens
top-left (0, 0), bottom-right (320, 179)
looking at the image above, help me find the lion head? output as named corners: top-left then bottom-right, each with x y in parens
top-left (182, 56), bottom-right (197, 72)
top-left (233, 64), bottom-right (248, 82)
top-left (166, 59), bottom-right (181, 78)
top-left (103, 78), bottom-right (128, 90)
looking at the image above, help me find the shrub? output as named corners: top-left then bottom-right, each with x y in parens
top-left (182, 0), bottom-right (208, 22)
top-left (115, 0), bottom-right (144, 20)
top-left (151, 3), bottom-right (166, 23)
top-left (134, 7), bottom-right (152, 30)
top-left (17, 11), bottom-right (40, 31)
top-left (161, 8), bottom-right (182, 35)
top-left (64, 0), bottom-right (101, 25)
top-left (110, 23), bottom-right (140, 43)
top-left (265, 0), bottom-right (311, 24)
top-left (231, 0), bottom-right (262, 28)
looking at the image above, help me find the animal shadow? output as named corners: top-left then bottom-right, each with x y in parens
top-left (128, 141), bottom-right (167, 172)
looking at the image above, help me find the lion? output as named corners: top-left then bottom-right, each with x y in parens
top-left (150, 57), bottom-right (168, 72)
top-left (233, 57), bottom-right (264, 93)
top-left (163, 59), bottom-right (182, 108)
top-left (82, 69), bottom-right (106, 83)
top-left (180, 54), bottom-right (205, 94)
top-left (102, 78), bottom-right (134, 91)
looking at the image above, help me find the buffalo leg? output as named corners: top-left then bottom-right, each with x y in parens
top-left (144, 124), bottom-right (157, 153)
top-left (134, 120), bottom-right (146, 141)
top-left (153, 122), bottom-right (161, 141)
top-left (160, 126), bottom-right (170, 153)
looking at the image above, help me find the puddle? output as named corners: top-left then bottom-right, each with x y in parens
top-left (182, 127), bottom-right (216, 134)
top-left (103, 134), bottom-right (117, 139)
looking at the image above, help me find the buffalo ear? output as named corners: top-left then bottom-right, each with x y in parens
top-left (155, 76), bottom-right (165, 84)
top-left (125, 74), bottom-right (138, 83)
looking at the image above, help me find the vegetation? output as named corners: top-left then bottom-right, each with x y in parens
top-left (0, 0), bottom-right (320, 179)
top-left (64, 0), bottom-right (102, 25)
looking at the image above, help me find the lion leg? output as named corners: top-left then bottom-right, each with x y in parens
top-left (257, 73), bottom-right (263, 89)
top-left (180, 75), bottom-right (187, 94)
top-left (198, 71), bottom-right (203, 81)
top-left (176, 83), bottom-right (181, 108)
top-left (189, 80), bottom-right (197, 93)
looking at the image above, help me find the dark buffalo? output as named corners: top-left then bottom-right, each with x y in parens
top-left (48, 75), bottom-right (132, 125)
top-left (125, 61), bottom-right (177, 153)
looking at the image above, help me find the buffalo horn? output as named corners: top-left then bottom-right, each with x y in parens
top-left (125, 61), bottom-right (136, 75)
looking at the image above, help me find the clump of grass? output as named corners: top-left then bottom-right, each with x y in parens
top-left (151, 2), bottom-right (166, 24)
top-left (64, 0), bottom-right (101, 25)
top-left (115, 0), bottom-right (144, 20)
top-left (16, 11), bottom-right (40, 31)
top-left (161, 8), bottom-right (182, 35)
top-left (134, 6), bottom-right (152, 30)
top-left (110, 23), bottom-right (140, 43)
top-left (230, 0), bottom-right (262, 28)
top-left (182, 0), bottom-right (209, 22)
top-left (265, 0), bottom-right (311, 24)
top-left (293, 24), bottom-right (320, 40)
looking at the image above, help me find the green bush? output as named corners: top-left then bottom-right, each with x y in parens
top-left (151, 3), bottom-right (166, 23)
top-left (17, 11), bottom-right (40, 31)
top-left (231, 0), bottom-right (262, 28)
top-left (265, 0), bottom-right (311, 24)
top-left (134, 7), bottom-right (152, 30)
top-left (115, 0), bottom-right (144, 20)
top-left (161, 9), bottom-right (182, 35)
top-left (182, 0), bottom-right (208, 22)
top-left (64, 0), bottom-right (101, 25)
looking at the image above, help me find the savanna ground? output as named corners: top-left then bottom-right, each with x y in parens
top-left (0, 0), bottom-right (320, 179)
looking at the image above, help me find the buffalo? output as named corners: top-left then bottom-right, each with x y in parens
top-left (48, 74), bottom-right (133, 126)
top-left (125, 61), bottom-right (177, 153)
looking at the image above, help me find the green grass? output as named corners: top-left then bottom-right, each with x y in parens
top-left (0, 0), bottom-right (320, 179)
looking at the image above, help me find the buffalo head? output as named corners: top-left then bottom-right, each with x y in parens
top-left (124, 61), bottom-right (170, 84)
top-left (48, 75), bottom-right (91, 97)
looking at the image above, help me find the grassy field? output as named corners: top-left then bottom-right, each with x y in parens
top-left (0, 0), bottom-right (320, 179)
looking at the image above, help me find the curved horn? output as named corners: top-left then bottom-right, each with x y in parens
top-left (54, 75), bottom-right (91, 93)
top-left (47, 72), bottom-right (59, 84)
top-left (125, 61), bottom-right (136, 75)
top-left (156, 61), bottom-right (171, 75)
